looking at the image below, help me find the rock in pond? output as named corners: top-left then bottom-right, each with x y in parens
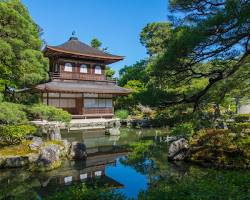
top-left (168, 138), bottom-right (189, 161)
top-left (69, 142), bottom-right (87, 160)
top-left (29, 136), bottom-right (43, 150)
top-left (35, 144), bottom-right (61, 171)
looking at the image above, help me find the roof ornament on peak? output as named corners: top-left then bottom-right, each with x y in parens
top-left (69, 31), bottom-right (78, 41)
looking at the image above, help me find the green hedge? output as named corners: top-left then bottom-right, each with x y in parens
top-left (27, 104), bottom-right (71, 123)
top-left (0, 125), bottom-right (37, 146)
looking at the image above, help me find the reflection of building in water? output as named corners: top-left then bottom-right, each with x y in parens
top-left (38, 150), bottom-right (128, 197)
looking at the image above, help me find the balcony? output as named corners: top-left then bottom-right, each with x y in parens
top-left (50, 72), bottom-right (107, 81)
top-left (50, 72), bottom-right (118, 83)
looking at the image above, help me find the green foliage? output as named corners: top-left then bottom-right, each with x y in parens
top-left (126, 141), bottom-right (153, 163)
top-left (140, 22), bottom-right (173, 55)
top-left (137, 0), bottom-right (250, 110)
top-left (234, 114), bottom-right (250, 123)
top-left (90, 38), bottom-right (102, 49)
top-left (189, 129), bottom-right (250, 168)
top-left (0, 124), bottom-right (36, 146)
top-left (227, 122), bottom-right (250, 134)
top-left (118, 60), bottom-right (149, 87)
top-left (138, 168), bottom-right (250, 200)
top-left (0, 102), bottom-right (27, 124)
top-left (105, 66), bottom-right (115, 80)
top-left (48, 184), bottom-right (125, 200)
top-left (0, 0), bottom-right (48, 89)
top-left (170, 123), bottom-right (194, 138)
top-left (115, 109), bottom-right (129, 119)
top-left (27, 104), bottom-right (71, 123)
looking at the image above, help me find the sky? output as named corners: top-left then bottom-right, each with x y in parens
top-left (21, 0), bottom-right (169, 76)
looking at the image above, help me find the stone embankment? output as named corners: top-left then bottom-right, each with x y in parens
top-left (32, 118), bottom-right (121, 132)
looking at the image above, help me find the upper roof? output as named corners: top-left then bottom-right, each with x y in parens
top-left (44, 37), bottom-right (124, 64)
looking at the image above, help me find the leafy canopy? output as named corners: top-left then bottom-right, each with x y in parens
top-left (90, 38), bottom-right (102, 49)
top-left (141, 0), bottom-right (250, 111)
top-left (0, 0), bottom-right (49, 89)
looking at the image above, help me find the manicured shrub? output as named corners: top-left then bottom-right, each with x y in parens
top-left (0, 125), bottom-right (37, 146)
top-left (234, 114), bottom-right (250, 122)
top-left (115, 109), bottom-right (129, 119)
top-left (0, 102), bottom-right (27, 124)
top-left (27, 104), bottom-right (71, 123)
top-left (170, 123), bottom-right (194, 139)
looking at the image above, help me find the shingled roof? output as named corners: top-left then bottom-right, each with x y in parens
top-left (44, 37), bottom-right (124, 64)
top-left (35, 80), bottom-right (132, 95)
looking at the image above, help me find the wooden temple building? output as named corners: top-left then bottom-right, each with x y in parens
top-left (35, 36), bottom-right (131, 118)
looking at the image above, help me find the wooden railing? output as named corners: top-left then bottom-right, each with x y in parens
top-left (50, 72), bottom-right (107, 81)
top-left (82, 108), bottom-right (113, 115)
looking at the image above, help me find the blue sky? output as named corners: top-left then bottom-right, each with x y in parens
top-left (22, 0), bottom-right (169, 76)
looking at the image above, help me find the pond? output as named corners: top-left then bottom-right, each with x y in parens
top-left (0, 128), bottom-right (249, 199)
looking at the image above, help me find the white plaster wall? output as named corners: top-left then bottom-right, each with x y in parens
top-left (238, 103), bottom-right (250, 114)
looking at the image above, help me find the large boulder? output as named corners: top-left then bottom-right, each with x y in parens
top-left (168, 138), bottom-right (189, 161)
top-left (36, 144), bottom-right (61, 171)
top-left (68, 142), bottom-right (87, 160)
top-left (5, 156), bottom-right (29, 168)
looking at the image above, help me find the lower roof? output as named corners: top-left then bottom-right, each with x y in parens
top-left (35, 80), bottom-right (132, 95)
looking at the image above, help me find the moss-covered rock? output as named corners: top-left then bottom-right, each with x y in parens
top-left (34, 144), bottom-right (62, 171)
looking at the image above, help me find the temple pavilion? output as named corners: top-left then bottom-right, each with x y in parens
top-left (35, 36), bottom-right (131, 118)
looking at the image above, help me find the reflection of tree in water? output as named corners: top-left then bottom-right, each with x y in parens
top-left (119, 141), bottom-right (191, 186)
top-left (0, 169), bottom-right (41, 200)
top-left (121, 141), bottom-right (250, 199)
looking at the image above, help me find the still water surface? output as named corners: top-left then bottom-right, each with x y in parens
top-left (0, 128), bottom-right (249, 199)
